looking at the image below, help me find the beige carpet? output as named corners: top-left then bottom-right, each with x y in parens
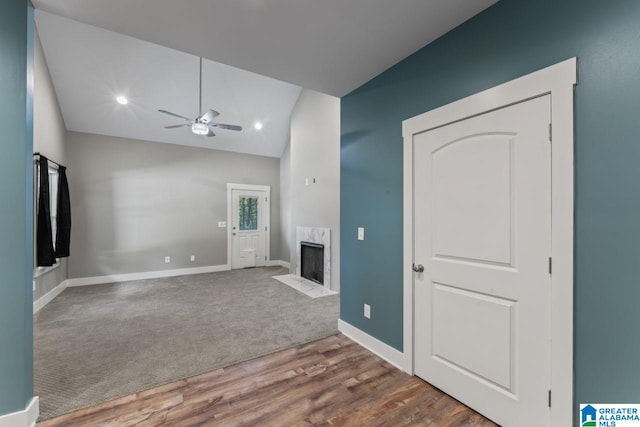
top-left (34, 266), bottom-right (339, 420)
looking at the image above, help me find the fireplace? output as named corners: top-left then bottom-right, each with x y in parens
top-left (296, 226), bottom-right (331, 290)
top-left (300, 241), bottom-right (324, 285)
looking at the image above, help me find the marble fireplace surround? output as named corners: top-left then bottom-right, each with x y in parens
top-left (296, 226), bottom-right (331, 290)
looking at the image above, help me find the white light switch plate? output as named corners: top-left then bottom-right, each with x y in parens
top-left (358, 227), bottom-right (365, 240)
top-left (218, 221), bottom-right (226, 228)
top-left (364, 304), bottom-right (371, 319)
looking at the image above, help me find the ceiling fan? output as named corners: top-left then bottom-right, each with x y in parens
top-left (158, 57), bottom-right (242, 137)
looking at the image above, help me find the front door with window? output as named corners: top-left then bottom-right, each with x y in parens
top-left (231, 189), bottom-right (267, 269)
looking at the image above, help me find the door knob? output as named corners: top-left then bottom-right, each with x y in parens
top-left (412, 264), bottom-right (424, 273)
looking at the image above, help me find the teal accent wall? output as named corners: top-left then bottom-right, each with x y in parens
top-left (0, 0), bottom-right (34, 416)
top-left (341, 0), bottom-right (640, 408)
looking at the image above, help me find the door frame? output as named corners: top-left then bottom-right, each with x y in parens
top-left (402, 58), bottom-right (577, 427)
top-left (226, 183), bottom-right (271, 269)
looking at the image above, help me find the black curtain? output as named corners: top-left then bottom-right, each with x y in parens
top-left (36, 156), bottom-right (56, 266)
top-left (55, 165), bottom-right (71, 258)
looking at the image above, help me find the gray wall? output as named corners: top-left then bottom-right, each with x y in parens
top-left (66, 132), bottom-right (282, 279)
top-left (289, 89), bottom-right (340, 291)
top-left (33, 26), bottom-right (69, 299)
top-left (33, 265), bottom-right (67, 301)
top-left (34, 28), bottom-right (65, 163)
top-left (279, 142), bottom-right (291, 263)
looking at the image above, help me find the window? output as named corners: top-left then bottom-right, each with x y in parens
top-left (34, 165), bottom-right (60, 274)
top-left (48, 167), bottom-right (59, 242)
top-left (238, 196), bottom-right (259, 231)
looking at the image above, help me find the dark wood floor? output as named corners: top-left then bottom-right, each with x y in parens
top-left (38, 334), bottom-right (497, 427)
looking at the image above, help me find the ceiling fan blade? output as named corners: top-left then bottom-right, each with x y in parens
top-left (164, 124), bottom-right (190, 129)
top-left (211, 123), bottom-right (243, 131)
top-left (158, 109), bottom-right (193, 122)
top-left (207, 128), bottom-right (216, 137)
top-left (198, 109), bottom-right (220, 124)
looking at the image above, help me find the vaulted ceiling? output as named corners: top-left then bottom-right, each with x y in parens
top-left (36, 11), bottom-right (302, 158)
top-left (33, 0), bottom-right (498, 157)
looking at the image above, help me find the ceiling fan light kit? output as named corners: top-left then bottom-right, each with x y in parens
top-left (191, 123), bottom-right (209, 135)
top-left (159, 57), bottom-right (243, 138)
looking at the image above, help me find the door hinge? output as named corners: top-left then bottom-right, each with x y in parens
top-left (265, 226), bottom-right (268, 231)
top-left (548, 123), bottom-right (552, 142)
top-left (265, 197), bottom-right (268, 202)
top-left (548, 257), bottom-right (552, 275)
top-left (548, 390), bottom-right (552, 407)
top-left (265, 256), bottom-right (267, 261)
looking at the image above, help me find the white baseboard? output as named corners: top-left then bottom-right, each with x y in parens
top-left (0, 396), bottom-right (39, 427)
top-left (266, 260), bottom-right (290, 269)
top-left (66, 264), bottom-right (231, 287)
top-left (34, 280), bottom-right (68, 314)
top-left (338, 319), bottom-right (408, 372)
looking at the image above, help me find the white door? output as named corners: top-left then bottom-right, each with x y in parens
top-left (413, 95), bottom-right (551, 426)
top-left (231, 189), bottom-right (268, 269)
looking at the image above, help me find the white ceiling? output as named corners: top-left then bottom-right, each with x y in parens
top-left (34, 1), bottom-right (499, 158)
top-left (32, 0), bottom-right (498, 98)
top-left (36, 11), bottom-right (302, 158)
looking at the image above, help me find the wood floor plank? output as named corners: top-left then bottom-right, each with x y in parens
top-left (37, 334), bottom-right (498, 427)
top-left (180, 337), bottom-right (354, 405)
top-left (199, 354), bottom-right (380, 425)
top-left (177, 340), bottom-right (368, 423)
top-left (215, 358), bottom-right (381, 426)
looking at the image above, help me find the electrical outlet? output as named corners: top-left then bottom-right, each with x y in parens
top-left (164, 256), bottom-right (170, 264)
top-left (190, 255), bottom-right (195, 262)
top-left (364, 304), bottom-right (371, 319)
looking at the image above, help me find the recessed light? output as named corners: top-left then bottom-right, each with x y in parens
top-left (116, 95), bottom-right (128, 105)
top-left (254, 122), bottom-right (263, 130)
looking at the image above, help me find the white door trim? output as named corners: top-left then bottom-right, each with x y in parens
top-left (402, 57), bottom-right (577, 427)
top-left (226, 183), bottom-right (271, 268)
